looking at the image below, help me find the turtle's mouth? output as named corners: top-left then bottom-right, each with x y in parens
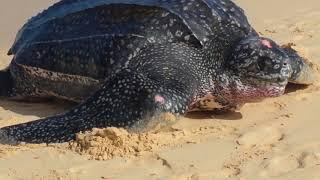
top-left (233, 80), bottom-right (287, 103)
top-left (217, 75), bottom-right (287, 106)
top-left (245, 74), bottom-right (289, 87)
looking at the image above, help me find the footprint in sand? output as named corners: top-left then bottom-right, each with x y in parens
top-left (260, 151), bottom-right (320, 177)
top-left (236, 126), bottom-right (284, 148)
top-left (261, 154), bottom-right (300, 177)
top-left (300, 152), bottom-right (320, 168)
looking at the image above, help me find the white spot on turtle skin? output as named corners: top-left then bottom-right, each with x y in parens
top-left (148, 36), bottom-right (156, 43)
top-left (169, 19), bottom-right (175, 26)
top-left (110, 58), bottom-right (114, 65)
top-left (36, 51), bottom-right (42, 59)
top-left (175, 30), bottom-right (183, 37)
top-left (161, 12), bottom-right (169, 17)
top-left (184, 35), bottom-right (191, 41)
top-left (162, 24), bottom-right (168, 29)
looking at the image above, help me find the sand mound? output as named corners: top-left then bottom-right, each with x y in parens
top-left (236, 126), bottom-right (283, 148)
top-left (68, 122), bottom-right (237, 160)
top-left (68, 127), bottom-right (181, 160)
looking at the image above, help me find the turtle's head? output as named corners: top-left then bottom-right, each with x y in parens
top-left (282, 45), bottom-right (316, 85)
top-left (222, 36), bottom-right (291, 103)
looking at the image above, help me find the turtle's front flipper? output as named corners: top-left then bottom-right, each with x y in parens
top-left (0, 68), bottom-right (195, 144)
top-left (0, 68), bottom-right (13, 97)
top-left (283, 46), bottom-right (316, 85)
top-left (0, 43), bottom-right (202, 144)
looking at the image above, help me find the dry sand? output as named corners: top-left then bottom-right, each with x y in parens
top-left (0, 0), bottom-right (320, 179)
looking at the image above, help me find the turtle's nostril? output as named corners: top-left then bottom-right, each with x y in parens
top-left (283, 62), bottom-right (288, 66)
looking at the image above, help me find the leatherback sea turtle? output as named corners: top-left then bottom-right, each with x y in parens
top-left (0, 0), bottom-right (314, 143)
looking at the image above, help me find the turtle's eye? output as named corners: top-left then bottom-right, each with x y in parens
top-left (258, 57), bottom-right (272, 71)
top-left (246, 62), bottom-right (260, 73)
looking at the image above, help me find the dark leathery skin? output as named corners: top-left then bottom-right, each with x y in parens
top-left (9, 0), bottom-right (251, 54)
top-left (1, 43), bottom-right (203, 143)
top-left (0, 0), bottom-right (307, 144)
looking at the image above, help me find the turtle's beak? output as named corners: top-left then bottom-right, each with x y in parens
top-left (290, 61), bottom-right (316, 85)
top-left (282, 45), bottom-right (316, 85)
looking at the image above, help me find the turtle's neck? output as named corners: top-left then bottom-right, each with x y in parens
top-left (192, 70), bottom-right (286, 112)
top-left (202, 21), bottom-right (247, 72)
top-left (213, 73), bottom-right (286, 105)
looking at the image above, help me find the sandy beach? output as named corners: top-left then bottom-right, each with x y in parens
top-left (0, 0), bottom-right (320, 179)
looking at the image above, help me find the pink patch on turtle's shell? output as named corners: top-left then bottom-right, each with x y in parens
top-left (261, 39), bottom-right (272, 48)
top-left (154, 95), bottom-right (165, 104)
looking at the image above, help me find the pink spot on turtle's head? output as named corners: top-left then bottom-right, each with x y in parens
top-left (154, 95), bottom-right (165, 104)
top-left (261, 39), bottom-right (272, 48)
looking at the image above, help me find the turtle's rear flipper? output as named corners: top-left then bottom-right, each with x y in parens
top-left (0, 69), bottom-right (13, 97)
top-left (283, 46), bottom-right (316, 85)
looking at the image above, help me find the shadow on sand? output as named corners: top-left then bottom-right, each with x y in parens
top-left (284, 83), bottom-right (309, 94)
top-left (0, 83), bottom-right (309, 120)
top-left (186, 110), bottom-right (243, 120)
top-left (0, 98), bottom-right (76, 117)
